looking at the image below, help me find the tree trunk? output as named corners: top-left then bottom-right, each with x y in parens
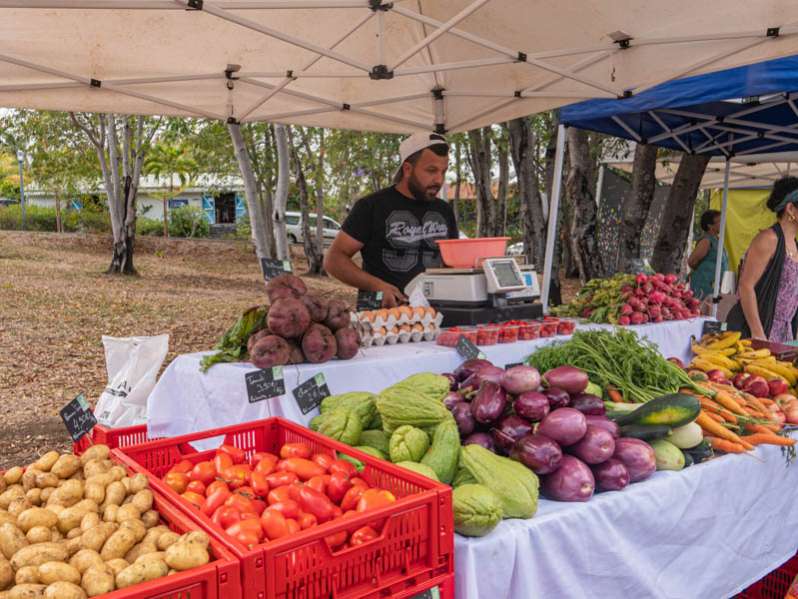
top-left (543, 114), bottom-right (562, 305)
top-left (54, 191), bottom-right (62, 233)
top-left (162, 192), bottom-right (169, 238)
top-left (496, 128), bottom-right (509, 236)
top-left (273, 124), bottom-right (290, 261)
top-left (508, 117), bottom-right (546, 267)
top-left (619, 143), bottom-right (658, 270)
top-left (651, 153), bottom-right (711, 274)
top-left (467, 128), bottom-right (494, 237)
top-left (452, 140), bottom-right (462, 228)
top-left (312, 129), bottom-right (326, 275)
top-left (289, 128), bottom-right (324, 275)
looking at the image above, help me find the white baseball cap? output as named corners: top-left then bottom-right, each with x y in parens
top-left (394, 132), bottom-right (449, 180)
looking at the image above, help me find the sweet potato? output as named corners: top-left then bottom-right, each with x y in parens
top-left (246, 328), bottom-right (272, 356)
top-left (265, 274), bottom-right (307, 303)
top-left (250, 335), bottom-right (291, 369)
top-left (267, 298), bottom-right (311, 339)
top-left (301, 295), bottom-right (329, 323)
top-left (286, 340), bottom-right (305, 365)
top-left (335, 327), bottom-right (360, 360)
top-left (324, 299), bottom-right (351, 331)
top-left (301, 324), bottom-right (337, 364)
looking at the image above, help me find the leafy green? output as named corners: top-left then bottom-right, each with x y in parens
top-left (200, 305), bottom-right (268, 372)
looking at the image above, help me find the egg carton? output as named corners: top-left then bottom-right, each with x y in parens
top-left (354, 306), bottom-right (441, 330)
top-left (356, 317), bottom-right (442, 347)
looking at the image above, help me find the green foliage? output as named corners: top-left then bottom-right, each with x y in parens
top-left (169, 205), bottom-right (209, 238)
top-left (0, 204), bottom-right (110, 233)
top-left (136, 217), bottom-right (164, 237)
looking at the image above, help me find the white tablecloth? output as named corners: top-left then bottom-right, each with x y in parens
top-left (147, 318), bottom-right (710, 438)
top-left (455, 439), bottom-right (798, 599)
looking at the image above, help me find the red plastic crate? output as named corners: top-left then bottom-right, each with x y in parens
top-left (73, 423), bottom-right (153, 455)
top-left (737, 552), bottom-right (798, 598)
top-left (113, 417), bottom-right (454, 599)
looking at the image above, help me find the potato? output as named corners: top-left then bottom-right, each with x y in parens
top-left (79, 446), bottom-right (110, 467)
top-left (101, 483), bottom-right (125, 512)
top-left (128, 474), bottom-right (148, 494)
top-left (57, 501), bottom-right (98, 534)
top-left (38, 562), bottom-right (81, 586)
top-left (155, 532), bottom-right (179, 552)
top-left (79, 513), bottom-right (99, 533)
top-left (64, 538), bottom-right (83, 558)
top-left (66, 528), bottom-right (83, 540)
top-left (182, 531), bottom-right (209, 548)
top-left (130, 490), bottom-right (153, 514)
top-left (23, 490), bottom-right (41, 508)
top-left (33, 474), bottom-right (58, 491)
top-left (79, 525), bottom-right (113, 553)
top-left (49, 530), bottom-right (62, 543)
top-left (10, 543), bottom-right (68, 570)
top-left (7, 500), bottom-right (32, 519)
top-left (44, 581), bottom-right (85, 599)
top-left (109, 467), bottom-right (126, 483)
top-left (101, 506), bottom-right (117, 524)
top-left (164, 541), bottom-right (210, 571)
top-left (115, 559), bottom-right (168, 589)
top-left (103, 559), bottom-right (128, 577)
top-left (0, 488), bottom-right (24, 511)
top-left (100, 528), bottom-right (137, 561)
top-left (25, 527), bottom-right (52, 545)
top-left (21, 472), bottom-right (40, 494)
top-left (124, 540), bottom-right (157, 564)
top-left (0, 480), bottom-right (6, 495)
top-left (47, 481), bottom-right (83, 508)
top-left (50, 456), bottom-right (80, 481)
top-left (31, 452), bottom-right (60, 474)
top-left (15, 566), bottom-right (40, 584)
top-left (135, 551), bottom-right (165, 565)
top-left (0, 514), bottom-right (15, 528)
top-left (7, 583), bottom-right (46, 599)
top-left (0, 557), bottom-right (12, 590)
top-left (38, 490), bottom-right (52, 504)
top-left (141, 511), bottom-right (159, 529)
top-left (68, 550), bottom-right (103, 575)
top-left (0, 523), bottom-right (28, 559)
top-left (3, 470), bottom-right (22, 487)
top-left (115, 505), bottom-right (140, 524)
top-left (119, 520), bottom-right (146, 543)
top-left (84, 474), bottom-right (113, 490)
top-left (80, 566), bottom-right (114, 598)
top-left (17, 508), bottom-right (58, 533)
top-left (81, 461), bottom-right (109, 481)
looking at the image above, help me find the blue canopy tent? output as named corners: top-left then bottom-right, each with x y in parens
top-left (541, 54), bottom-right (798, 316)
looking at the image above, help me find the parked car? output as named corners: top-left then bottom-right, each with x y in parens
top-left (285, 211), bottom-right (342, 244)
top-left (507, 242), bottom-right (524, 256)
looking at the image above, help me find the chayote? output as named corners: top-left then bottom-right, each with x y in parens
top-left (420, 419), bottom-right (460, 484)
top-left (354, 446), bottom-right (387, 460)
top-left (395, 461), bottom-right (439, 481)
top-left (320, 392), bottom-right (376, 425)
top-left (359, 429), bottom-right (390, 455)
top-left (376, 387), bottom-right (452, 434)
top-left (389, 373), bottom-right (451, 403)
top-left (389, 425), bottom-right (430, 463)
top-left (452, 466), bottom-right (478, 488)
top-left (318, 408), bottom-right (363, 446)
top-left (453, 484), bottom-right (503, 537)
top-left (309, 414), bottom-right (325, 432)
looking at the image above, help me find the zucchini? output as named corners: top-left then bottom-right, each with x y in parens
top-left (683, 439), bottom-right (713, 464)
top-left (614, 393), bottom-right (701, 428)
top-left (682, 450), bottom-right (694, 468)
top-left (619, 424), bottom-right (672, 441)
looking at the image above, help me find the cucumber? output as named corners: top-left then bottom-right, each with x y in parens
top-left (619, 424), bottom-right (672, 441)
top-left (682, 450), bottom-right (694, 468)
top-left (683, 439), bottom-right (713, 464)
top-left (614, 393), bottom-right (701, 428)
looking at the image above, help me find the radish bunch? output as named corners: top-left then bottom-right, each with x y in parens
top-left (617, 273), bottom-right (701, 326)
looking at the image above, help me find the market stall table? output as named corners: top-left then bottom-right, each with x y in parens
top-left (147, 318), bottom-right (710, 439)
top-left (455, 437), bottom-right (798, 599)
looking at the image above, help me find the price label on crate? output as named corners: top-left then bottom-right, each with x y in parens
top-left (456, 335), bottom-right (485, 360)
top-left (246, 367), bottom-right (285, 404)
top-left (356, 290), bottom-right (383, 311)
top-left (60, 393), bottom-right (97, 442)
top-left (701, 320), bottom-right (727, 336)
top-left (505, 362), bottom-right (523, 370)
top-left (410, 589), bottom-right (438, 599)
top-left (260, 258), bottom-right (292, 281)
top-left (292, 373), bottom-right (331, 415)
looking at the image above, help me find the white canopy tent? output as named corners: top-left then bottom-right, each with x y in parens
top-left (2, 2), bottom-right (798, 133)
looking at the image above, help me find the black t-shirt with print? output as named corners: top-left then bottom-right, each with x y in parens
top-left (342, 186), bottom-right (459, 292)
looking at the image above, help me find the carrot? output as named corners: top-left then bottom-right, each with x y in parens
top-left (745, 423), bottom-right (783, 435)
top-left (713, 390), bottom-right (747, 415)
top-left (743, 393), bottom-right (771, 415)
top-left (696, 411), bottom-right (754, 450)
top-left (698, 398), bottom-right (738, 423)
top-left (756, 396), bottom-right (776, 407)
top-left (705, 411), bottom-right (725, 423)
top-left (706, 436), bottom-right (746, 453)
top-left (606, 386), bottom-right (624, 403)
top-left (741, 433), bottom-right (796, 447)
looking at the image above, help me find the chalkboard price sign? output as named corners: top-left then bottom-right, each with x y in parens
top-left (356, 290), bottom-right (383, 311)
top-left (456, 335), bottom-right (485, 360)
top-left (702, 320), bottom-right (727, 336)
top-left (60, 393), bottom-right (97, 442)
top-left (505, 362), bottom-right (523, 370)
top-left (292, 373), bottom-right (331, 415)
top-left (246, 367), bottom-right (286, 404)
top-left (260, 258), bottom-right (293, 281)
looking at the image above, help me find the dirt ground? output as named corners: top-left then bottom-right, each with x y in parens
top-left (0, 230), bottom-right (577, 469)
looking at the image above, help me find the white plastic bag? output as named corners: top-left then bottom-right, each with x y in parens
top-left (94, 334), bottom-right (169, 427)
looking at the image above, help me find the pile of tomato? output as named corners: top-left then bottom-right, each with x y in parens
top-left (162, 442), bottom-right (396, 549)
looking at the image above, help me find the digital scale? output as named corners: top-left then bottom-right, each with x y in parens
top-left (405, 257), bottom-right (542, 326)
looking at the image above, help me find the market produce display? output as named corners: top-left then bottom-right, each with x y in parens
top-left (554, 273), bottom-right (701, 324)
top-left (355, 306), bottom-right (441, 346)
top-left (161, 440), bottom-right (398, 550)
top-left (0, 445), bottom-right (213, 599)
top-left (437, 317), bottom-right (576, 347)
top-left (200, 274), bottom-right (360, 371)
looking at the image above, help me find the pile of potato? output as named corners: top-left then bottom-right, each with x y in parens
top-left (0, 445), bottom-right (212, 598)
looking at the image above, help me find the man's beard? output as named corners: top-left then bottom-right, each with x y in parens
top-left (408, 174), bottom-right (440, 202)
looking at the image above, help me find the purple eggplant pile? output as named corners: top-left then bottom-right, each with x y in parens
top-left (446, 359), bottom-right (657, 502)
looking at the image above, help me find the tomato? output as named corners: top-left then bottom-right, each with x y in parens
top-left (225, 493), bottom-right (256, 515)
top-left (250, 498), bottom-right (267, 516)
top-left (329, 459), bottom-right (357, 479)
top-left (326, 472), bottom-right (352, 504)
top-left (280, 442), bottom-right (311, 460)
top-left (250, 451), bottom-right (278, 468)
top-left (340, 486), bottom-right (365, 512)
top-left (297, 512), bottom-right (317, 530)
top-left (240, 510), bottom-right (260, 521)
top-left (169, 459), bottom-right (194, 475)
top-left (267, 485), bottom-right (293, 506)
top-left (181, 491), bottom-right (205, 510)
top-left (222, 465), bottom-right (251, 490)
top-left (250, 471), bottom-right (270, 499)
top-left (219, 444), bottom-right (246, 465)
top-left (202, 487), bottom-right (232, 516)
top-left (269, 500), bottom-right (300, 519)
top-left (212, 505), bottom-right (241, 529)
top-left (305, 475), bottom-right (327, 494)
top-left (186, 480), bottom-right (206, 496)
top-left (350, 477), bottom-right (369, 489)
top-left (285, 518), bottom-right (301, 535)
top-left (298, 486), bottom-right (336, 523)
top-left (350, 525), bottom-right (378, 546)
top-left (325, 530), bottom-right (348, 549)
top-left (232, 529), bottom-right (261, 548)
top-left (214, 453), bottom-right (234, 476)
top-left (356, 489), bottom-right (396, 513)
top-left (287, 482), bottom-right (303, 502)
top-left (265, 471), bottom-right (299, 488)
top-left (279, 458), bottom-right (326, 481)
top-left (206, 480), bottom-right (229, 497)
top-left (164, 472), bottom-right (190, 495)
top-left (311, 453), bottom-right (335, 472)
top-left (254, 455), bottom-right (279, 476)
top-left (260, 509), bottom-right (289, 540)
top-left (226, 518), bottom-right (264, 542)
top-left (235, 486), bottom-right (255, 498)
top-left (331, 506), bottom-right (342, 519)
top-left (190, 461), bottom-right (217, 486)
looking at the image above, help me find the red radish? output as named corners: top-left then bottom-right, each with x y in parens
top-left (635, 273), bottom-right (648, 285)
top-left (620, 304), bottom-right (634, 315)
top-left (618, 315), bottom-right (631, 326)
top-left (665, 274), bottom-right (678, 285)
top-left (768, 379), bottom-right (789, 397)
top-left (705, 369), bottom-right (727, 383)
top-left (630, 312), bottom-right (645, 325)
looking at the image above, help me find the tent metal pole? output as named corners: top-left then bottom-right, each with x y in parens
top-left (611, 116), bottom-right (642, 142)
top-left (0, 1), bottom-right (369, 7)
top-left (648, 111), bottom-right (692, 154)
top-left (595, 165), bottom-right (605, 208)
top-left (541, 124), bottom-right (566, 315)
top-left (712, 160), bottom-right (731, 319)
top-left (376, 8), bottom-right (385, 67)
top-left (395, 57), bottom-right (516, 76)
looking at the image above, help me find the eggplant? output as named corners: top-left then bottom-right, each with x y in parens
top-left (500, 365), bottom-right (541, 395)
top-left (451, 401), bottom-right (476, 436)
top-left (460, 366), bottom-right (505, 395)
top-left (592, 458), bottom-right (630, 492)
top-left (584, 415), bottom-right (619, 438)
top-left (442, 372), bottom-right (458, 391)
top-left (463, 432), bottom-right (495, 451)
top-left (543, 365), bottom-right (589, 395)
top-left (569, 393), bottom-right (605, 416)
top-left (454, 358), bottom-right (494, 382)
top-left (538, 407), bottom-right (587, 446)
top-left (470, 381), bottom-right (508, 425)
top-left (543, 387), bottom-right (570, 409)
top-left (492, 415), bottom-right (532, 452)
top-left (514, 391), bottom-right (550, 422)
top-left (567, 425), bottom-right (615, 465)
top-left (612, 437), bottom-right (656, 482)
top-left (541, 455), bottom-right (595, 502)
top-left (512, 433), bottom-right (563, 475)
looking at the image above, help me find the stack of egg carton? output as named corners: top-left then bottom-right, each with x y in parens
top-left (354, 305), bottom-right (443, 346)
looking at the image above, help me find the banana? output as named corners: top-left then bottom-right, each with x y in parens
top-left (705, 331), bottom-right (742, 350)
top-left (690, 358), bottom-right (733, 378)
top-left (697, 353), bottom-right (739, 371)
top-left (691, 343), bottom-right (736, 357)
top-left (762, 361), bottom-right (798, 385)
top-left (744, 363), bottom-right (789, 384)
top-left (737, 349), bottom-right (772, 360)
top-left (741, 339), bottom-right (753, 347)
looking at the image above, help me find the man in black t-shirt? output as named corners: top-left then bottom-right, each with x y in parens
top-left (324, 132), bottom-right (459, 307)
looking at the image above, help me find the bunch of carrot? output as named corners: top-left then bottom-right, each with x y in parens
top-left (681, 381), bottom-right (795, 454)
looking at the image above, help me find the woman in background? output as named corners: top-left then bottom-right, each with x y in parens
top-left (687, 209), bottom-right (728, 302)
top-left (727, 177), bottom-right (798, 342)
